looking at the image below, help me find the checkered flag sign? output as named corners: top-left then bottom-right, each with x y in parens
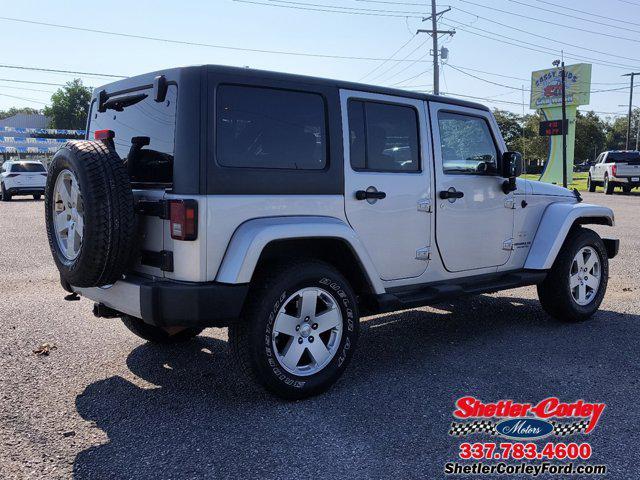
top-left (449, 420), bottom-right (497, 436)
top-left (550, 420), bottom-right (590, 436)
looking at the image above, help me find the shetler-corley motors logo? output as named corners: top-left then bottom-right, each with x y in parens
top-left (449, 397), bottom-right (605, 440)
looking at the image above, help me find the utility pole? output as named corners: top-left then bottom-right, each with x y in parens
top-left (417, 0), bottom-right (455, 95)
top-left (623, 72), bottom-right (640, 150)
top-left (553, 59), bottom-right (568, 188)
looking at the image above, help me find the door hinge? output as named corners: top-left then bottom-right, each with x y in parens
top-left (416, 247), bottom-right (431, 261)
top-left (502, 239), bottom-right (514, 251)
top-left (417, 199), bottom-right (432, 213)
top-left (504, 197), bottom-right (516, 209)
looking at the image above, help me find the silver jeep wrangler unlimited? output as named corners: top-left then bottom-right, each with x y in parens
top-left (45, 65), bottom-right (618, 399)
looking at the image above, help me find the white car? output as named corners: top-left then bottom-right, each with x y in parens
top-left (588, 150), bottom-right (640, 194)
top-left (1, 160), bottom-right (47, 201)
top-left (43, 65), bottom-right (618, 399)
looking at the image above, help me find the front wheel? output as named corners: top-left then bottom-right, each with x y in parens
top-left (33, 194), bottom-right (41, 200)
top-left (229, 260), bottom-right (359, 399)
top-left (587, 175), bottom-right (596, 192)
top-left (537, 227), bottom-right (608, 322)
top-left (622, 186), bottom-right (632, 194)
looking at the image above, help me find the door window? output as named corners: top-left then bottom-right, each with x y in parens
top-left (437, 111), bottom-right (498, 175)
top-left (348, 100), bottom-right (420, 172)
top-left (217, 85), bottom-right (327, 170)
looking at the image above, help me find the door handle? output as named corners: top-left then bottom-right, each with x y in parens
top-left (355, 190), bottom-right (386, 201)
top-left (439, 188), bottom-right (464, 200)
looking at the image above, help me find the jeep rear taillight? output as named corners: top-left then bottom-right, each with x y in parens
top-left (611, 164), bottom-right (617, 177)
top-left (169, 200), bottom-right (198, 241)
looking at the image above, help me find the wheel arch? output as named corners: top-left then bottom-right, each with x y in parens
top-left (524, 202), bottom-right (614, 270)
top-left (215, 216), bottom-right (385, 295)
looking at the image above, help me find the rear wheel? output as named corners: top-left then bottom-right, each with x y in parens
top-left (33, 194), bottom-right (41, 200)
top-left (1, 183), bottom-right (11, 201)
top-left (121, 315), bottom-right (204, 344)
top-left (229, 260), bottom-right (359, 399)
top-left (622, 185), bottom-right (632, 194)
top-left (537, 227), bottom-right (608, 322)
top-left (587, 175), bottom-right (596, 192)
top-left (604, 175), bottom-right (615, 195)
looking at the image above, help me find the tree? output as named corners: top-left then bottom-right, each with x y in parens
top-left (493, 109), bottom-right (522, 150)
top-left (575, 110), bottom-right (607, 162)
top-left (44, 79), bottom-right (92, 130)
top-left (0, 107), bottom-right (41, 120)
top-left (605, 108), bottom-right (640, 151)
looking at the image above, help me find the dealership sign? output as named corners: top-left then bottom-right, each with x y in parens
top-left (530, 63), bottom-right (592, 109)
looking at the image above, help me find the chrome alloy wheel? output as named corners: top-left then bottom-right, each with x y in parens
top-left (52, 169), bottom-right (84, 260)
top-left (272, 287), bottom-right (343, 376)
top-left (570, 246), bottom-right (601, 306)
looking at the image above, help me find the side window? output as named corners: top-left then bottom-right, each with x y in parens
top-left (437, 111), bottom-right (499, 175)
top-left (348, 100), bottom-right (420, 172)
top-left (216, 85), bottom-right (327, 170)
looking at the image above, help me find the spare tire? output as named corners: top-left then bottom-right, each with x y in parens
top-left (45, 140), bottom-right (137, 287)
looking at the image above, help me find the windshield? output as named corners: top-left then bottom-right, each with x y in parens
top-left (11, 163), bottom-right (46, 173)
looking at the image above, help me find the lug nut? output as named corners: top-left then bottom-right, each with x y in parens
top-left (309, 336), bottom-right (314, 343)
top-left (312, 323), bottom-right (318, 330)
top-left (298, 338), bottom-right (303, 344)
top-left (295, 325), bottom-right (300, 331)
top-left (305, 316), bottom-right (310, 321)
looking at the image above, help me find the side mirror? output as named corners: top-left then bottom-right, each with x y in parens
top-left (501, 151), bottom-right (523, 193)
top-left (501, 151), bottom-right (523, 178)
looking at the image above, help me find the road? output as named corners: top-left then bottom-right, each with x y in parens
top-left (0, 192), bottom-right (638, 479)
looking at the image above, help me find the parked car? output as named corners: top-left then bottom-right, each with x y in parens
top-left (574, 160), bottom-right (593, 173)
top-left (44, 66), bottom-right (618, 399)
top-left (1, 160), bottom-right (47, 201)
top-left (588, 150), bottom-right (640, 194)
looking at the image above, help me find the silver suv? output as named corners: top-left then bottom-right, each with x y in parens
top-left (44, 65), bottom-right (618, 399)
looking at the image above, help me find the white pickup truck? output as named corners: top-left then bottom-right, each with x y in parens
top-left (588, 150), bottom-right (640, 194)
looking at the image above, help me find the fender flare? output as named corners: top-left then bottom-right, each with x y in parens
top-left (215, 216), bottom-right (385, 294)
top-left (524, 202), bottom-right (614, 270)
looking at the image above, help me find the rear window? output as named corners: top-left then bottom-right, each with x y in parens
top-left (607, 151), bottom-right (640, 162)
top-left (11, 163), bottom-right (46, 173)
top-left (88, 85), bottom-right (178, 185)
top-left (216, 85), bottom-right (327, 170)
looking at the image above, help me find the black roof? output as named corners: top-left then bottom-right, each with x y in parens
top-left (95, 64), bottom-right (490, 112)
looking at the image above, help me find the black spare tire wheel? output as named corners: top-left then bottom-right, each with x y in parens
top-left (45, 140), bottom-right (137, 287)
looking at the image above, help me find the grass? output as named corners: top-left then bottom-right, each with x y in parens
top-left (522, 172), bottom-right (588, 191)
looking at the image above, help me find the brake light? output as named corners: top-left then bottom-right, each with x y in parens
top-left (94, 129), bottom-right (115, 141)
top-left (6, 173), bottom-right (19, 178)
top-left (169, 200), bottom-right (198, 241)
top-left (611, 164), bottom-right (617, 177)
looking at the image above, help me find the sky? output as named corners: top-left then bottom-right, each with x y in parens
top-left (1, 0), bottom-right (638, 120)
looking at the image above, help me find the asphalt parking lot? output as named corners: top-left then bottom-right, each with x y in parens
top-left (0, 192), bottom-right (638, 479)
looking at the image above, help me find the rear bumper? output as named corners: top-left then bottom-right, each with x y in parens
top-left (611, 176), bottom-right (640, 185)
top-left (74, 274), bottom-right (249, 328)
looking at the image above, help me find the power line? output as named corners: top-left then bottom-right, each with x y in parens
top-left (233, 0), bottom-right (426, 17)
top-left (369, 37), bottom-right (430, 82)
top-left (0, 78), bottom-right (65, 87)
top-left (0, 15), bottom-right (430, 65)
top-left (0, 92), bottom-right (46, 105)
top-left (0, 85), bottom-right (55, 94)
top-left (0, 63), bottom-right (124, 78)
top-left (356, 0), bottom-right (437, 6)
top-left (451, 8), bottom-right (640, 65)
top-left (506, 0), bottom-right (640, 34)
top-left (389, 68), bottom-right (433, 86)
top-left (526, 0), bottom-right (640, 28)
top-left (440, 19), bottom-right (640, 71)
top-left (262, 0), bottom-right (429, 15)
top-left (459, 0), bottom-right (640, 44)
top-left (359, 34), bottom-right (417, 81)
